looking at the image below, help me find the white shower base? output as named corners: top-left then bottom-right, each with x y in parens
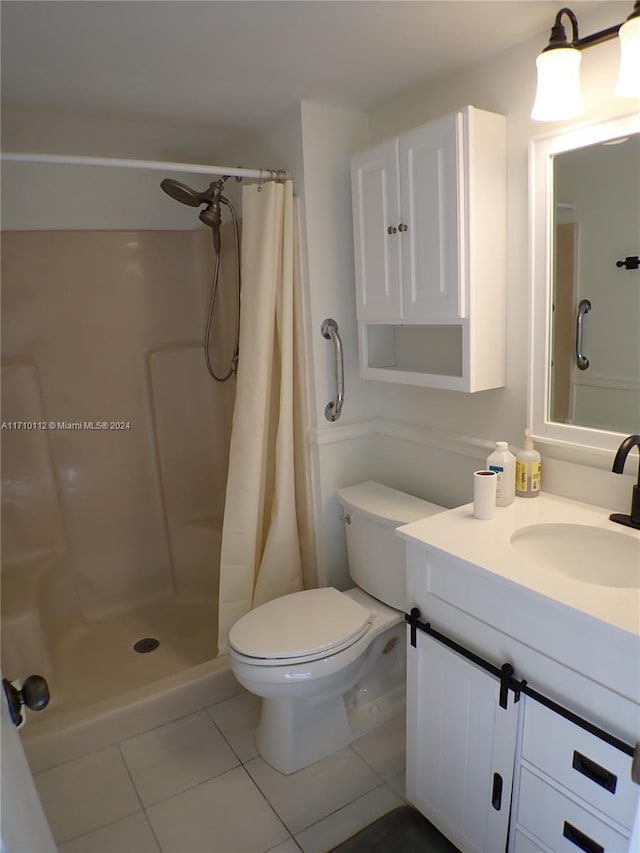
top-left (52, 597), bottom-right (219, 710)
top-left (17, 596), bottom-right (240, 773)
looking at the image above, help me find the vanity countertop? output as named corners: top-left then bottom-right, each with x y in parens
top-left (397, 492), bottom-right (640, 639)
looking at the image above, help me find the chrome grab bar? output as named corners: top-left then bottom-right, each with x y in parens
top-left (321, 318), bottom-right (344, 422)
top-left (576, 298), bottom-right (592, 371)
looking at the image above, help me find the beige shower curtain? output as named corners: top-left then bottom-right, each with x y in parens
top-left (217, 180), bottom-right (304, 654)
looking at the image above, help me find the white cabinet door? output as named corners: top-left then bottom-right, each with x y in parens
top-left (406, 630), bottom-right (518, 853)
top-left (351, 138), bottom-right (402, 321)
top-left (399, 112), bottom-right (462, 320)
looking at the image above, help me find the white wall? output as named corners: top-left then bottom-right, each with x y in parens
top-left (1, 105), bottom-right (240, 163)
top-left (278, 3), bottom-right (637, 588)
top-left (1, 161), bottom-right (232, 231)
top-left (0, 105), bottom-right (261, 230)
top-left (365, 3), bottom-right (635, 446)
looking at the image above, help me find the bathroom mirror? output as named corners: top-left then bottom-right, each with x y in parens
top-left (529, 112), bottom-right (640, 454)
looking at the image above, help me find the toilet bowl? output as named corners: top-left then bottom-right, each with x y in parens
top-left (228, 482), bottom-right (445, 774)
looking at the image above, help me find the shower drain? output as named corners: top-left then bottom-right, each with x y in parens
top-left (134, 637), bottom-right (160, 654)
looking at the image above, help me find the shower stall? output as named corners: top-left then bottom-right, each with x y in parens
top-left (0, 155), bottom-right (284, 768)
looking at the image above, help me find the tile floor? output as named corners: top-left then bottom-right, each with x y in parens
top-left (34, 691), bottom-right (407, 853)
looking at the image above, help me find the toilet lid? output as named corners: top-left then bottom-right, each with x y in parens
top-left (228, 588), bottom-right (372, 661)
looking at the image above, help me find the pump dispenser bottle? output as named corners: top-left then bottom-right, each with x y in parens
top-left (516, 431), bottom-right (541, 497)
top-left (486, 441), bottom-right (516, 506)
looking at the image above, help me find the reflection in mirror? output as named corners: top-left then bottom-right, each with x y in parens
top-left (550, 133), bottom-right (640, 434)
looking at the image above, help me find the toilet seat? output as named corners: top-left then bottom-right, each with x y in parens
top-left (228, 587), bottom-right (372, 666)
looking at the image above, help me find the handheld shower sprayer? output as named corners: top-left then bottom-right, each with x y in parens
top-left (160, 175), bottom-right (240, 382)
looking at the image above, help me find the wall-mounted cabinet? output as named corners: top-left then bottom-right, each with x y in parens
top-left (350, 105), bottom-right (506, 392)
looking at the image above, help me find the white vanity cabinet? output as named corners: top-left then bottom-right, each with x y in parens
top-left (399, 496), bottom-right (640, 853)
top-left (350, 105), bottom-right (506, 391)
top-left (407, 628), bottom-right (518, 852)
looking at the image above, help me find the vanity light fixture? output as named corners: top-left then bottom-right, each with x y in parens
top-left (531, 2), bottom-right (640, 121)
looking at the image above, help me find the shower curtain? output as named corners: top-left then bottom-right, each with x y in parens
top-left (217, 180), bottom-right (303, 654)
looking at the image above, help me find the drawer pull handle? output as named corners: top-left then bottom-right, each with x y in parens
top-left (572, 750), bottom-right (617, 793)
top-left (491, 772), bottom-right (503, 810)
top-left (563, 821), bottom-right (604, 853)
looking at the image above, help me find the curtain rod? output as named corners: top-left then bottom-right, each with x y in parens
top-left (0, 152), bottom-right (290, 181)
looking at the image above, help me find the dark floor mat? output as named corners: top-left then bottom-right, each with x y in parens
top-left (329, 805), bottom-right (460, 853)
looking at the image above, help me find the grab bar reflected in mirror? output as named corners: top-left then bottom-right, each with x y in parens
top-left (321, 318), bottom-right (344, 421)
top-left (576, 298), bottom-right (592, 371)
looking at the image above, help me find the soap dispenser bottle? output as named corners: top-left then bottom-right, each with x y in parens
top-left (487, 441), bottom-right (516, 506)
top-left (516, 431), bottom-right (541, 497)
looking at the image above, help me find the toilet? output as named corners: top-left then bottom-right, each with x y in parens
top-left (228, 481), bottom-right (445, 774)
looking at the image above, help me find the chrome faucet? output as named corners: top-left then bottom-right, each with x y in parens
top-left (610, 434), bottom-right (640, 530)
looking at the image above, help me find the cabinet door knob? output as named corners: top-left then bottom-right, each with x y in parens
top-left (398, 223), bottom-right (408, 232)
top-left (387, 226), bottom-right (397, 235)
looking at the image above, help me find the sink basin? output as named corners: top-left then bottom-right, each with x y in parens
top-left (511, 524), bottom-right (640, 588)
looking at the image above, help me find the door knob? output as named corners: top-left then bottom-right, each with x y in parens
top-left (387, 226), bottom-right (397, 235)
top-left (3, 675), bottom-right (50, 727)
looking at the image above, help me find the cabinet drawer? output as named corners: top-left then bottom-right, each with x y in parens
top-left (521, 699), bottom-right (638, 830)
top-left (516, 767), bottom-right (629, 853)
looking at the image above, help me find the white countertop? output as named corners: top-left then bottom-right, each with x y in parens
top-left (397, 492), bottom-right (640, 638)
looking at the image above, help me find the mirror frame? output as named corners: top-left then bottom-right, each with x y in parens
top-left (528, 111), bottom-right (640, 455)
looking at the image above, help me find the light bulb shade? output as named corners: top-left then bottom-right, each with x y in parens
top-left (531, 47), bottom-right (584, 121)
top-left (616, 15), bottom-right (640, 97)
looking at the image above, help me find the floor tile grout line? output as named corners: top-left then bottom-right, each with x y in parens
top-left (117, 704), bottom-right (225, 748)
top-left (242, 744), bottom-right (402, 837)
top-left (115, 737), bottom-right (165, 851)
top-left (141, 809), bottom-right (164, 853)
top-left (346, 743), bottom-right (407, 792)
top-left (205, 704), bottom-right (258, 766)
top-left (54, 807), bottom-right (145, 849)
top-left (240, 761), bottom-right (299, 840)
top-left (117, 740), bottom-right (147, 813)
top-left (266, 838), bottom-right (304, 853)
top-left (32, 702), bottom-right (232, 776)
top-left (115, 734), bottom-right (229, 849)
top-left (114, 707), bottom-right (247, 808)
top-left (36, 743), bottom-right (144, 848)
top-left (292, 779), bottom-right (392, 842)
top-left (202, 705), bottom-right (305, 844)
top-left (125, 759), bottom-right (244, 810)
top-left (266, 770), bottom-right (388, 838)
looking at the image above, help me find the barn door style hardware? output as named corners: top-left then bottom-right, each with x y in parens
top-left (405, 608), bottom-right (638, 771)
top-left (616, 255), bottom-right (639, 270)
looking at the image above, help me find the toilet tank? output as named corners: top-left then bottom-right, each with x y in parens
top-left (337, 481), bottom-right (445, 611)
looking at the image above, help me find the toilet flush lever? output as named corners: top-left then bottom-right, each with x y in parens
top-left (343, 513), bottom-right (352, 525)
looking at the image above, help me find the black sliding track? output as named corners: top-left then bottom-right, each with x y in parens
top-left (405, 608), bottom-right (636, 760)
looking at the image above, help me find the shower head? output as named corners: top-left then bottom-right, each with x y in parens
top-left (160, 178), bottom-right (210, 207)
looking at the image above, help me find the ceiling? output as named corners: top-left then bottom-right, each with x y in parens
top-left (1, 1), bottom-right (608, 134)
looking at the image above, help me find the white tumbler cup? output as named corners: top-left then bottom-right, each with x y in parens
top-left (473, 470), bottom-right (497, 519)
